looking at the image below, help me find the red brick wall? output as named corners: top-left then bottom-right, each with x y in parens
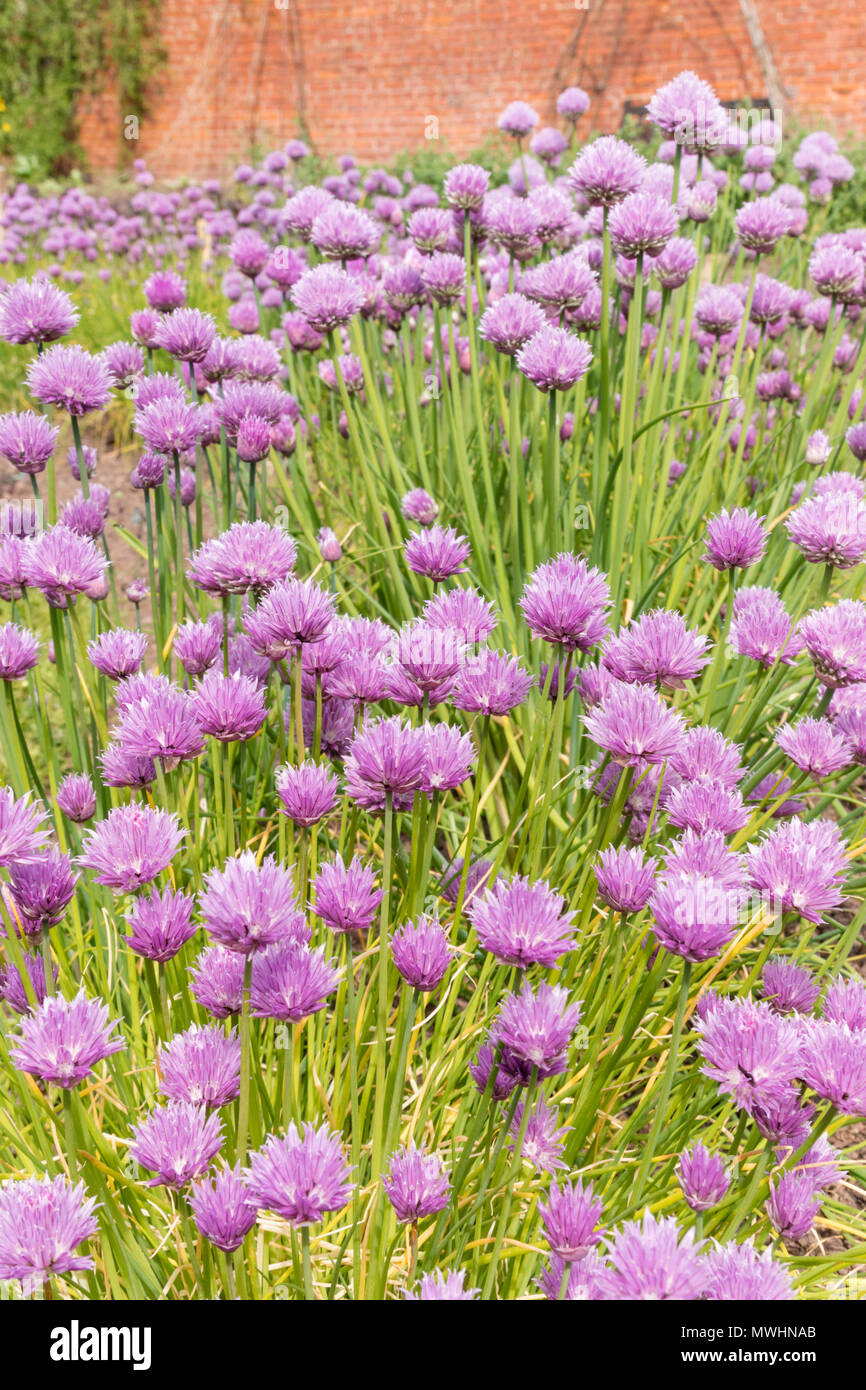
top-left (77, 0), bottom-right (866, 180)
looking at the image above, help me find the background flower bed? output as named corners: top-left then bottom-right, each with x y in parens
top-left (0, 75), bottom-right (864, 1301)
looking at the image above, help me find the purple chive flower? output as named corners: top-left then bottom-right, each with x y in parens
top-left (123, 885), bottom-right (197, 963)
top-left (799, 1017), bottom-right (866, 1116)
top-left (807, 430), bottom-right (833, 466)
top-left (143, 270), bottom-right (187, 312)
top-left (453, 649), bottom-right (533, 716)
top-left (244, 577), bottom-right (335, 658)
top-left (521, 553), bottom-right (611, 652)
top-left (468, 874), bottom-right (576, 969)
top-left (524, 254), bottom-right (598, 312)
top-left (87, 628), bottom-right (146, 680)
top-left (650, 869), bottom-right (743, 962)
top-left (115, 682), bottom-right (204, 768)
top-left (189, 1165), bottom-right (258, 1253)
top-left (443, 163), bottom-right (490, 210)
top-left (396, 620), bottom-right (465, 691)
top-left (0, 788), bottom-right (49, 867)
top-left (317, 527), bottom-right (342, 563)
top-left (704, 508), bottom-right (767, 570)
top-left (602, 609), bottom-right (711, 689)
top-left (10, 990), bottom-right (123, 1088)
top-left (670, 726), bottom-right (744, 787)
top-left (26, 343), bottom-right (111, 416)
top-left (55, 773), bottom-right (96, 824)
top-left (594, 845), bottom-right (658, 914)
top-left (230, 229), bottom-right (270, 277)
top-left (276, 760), bottom-right (339, 827)
top-left (0, 949), bottom-right (55, 1014)
top-left (130, 451), bottom-right (166, 490)
top-left (159, 1024), bottom-right (241, 1108)
top-left (478, 293), bottom-right (546, 356)
top-left (344, 715), bottom-right (428, 812)
top-left (421, 722), bottom-right (475, 794)
top-left (609, 193), bottom-right (678, 260)
top-left (0, 622), bottom-right (39, 681)
top-left (407, 206), bottom-right (453, 253)
top-left (236, 415), bottom-right (272, 464)
top-left (584, 681), bottom-right (686, 766)
top-left (568, 135), bottom-right (647, 207)
top-left (557, 86), bottom-right (590, 121)
top-left (200, 852), bottom-right (302, 956)
top-left (497, 100), bottom-right (539, 137)
top-left (424, 586), bottom-right (497, 645)
top-left (469, 1040), bottom-right (519, 1100)
top-left (61, 493), bottom-right (107, 539)
top-left (245, 1122), bottom-right (354, 1226)
top-left (153, 308), bottom-right (216, 363)
top-left (190, 946), bottom-right (245, 1019)
top-left (0, 1175), bottom-right (97, 1288)
top-left (694, 284), bottom-right (744, 336)
top-left (530, 126), bottom-right (568, 166)
top-left (695, 997), bottom-right (803, 1110)
top-left (405, 1268), bottom-right (480, 1300)
top-left (312, 856), bottom-right (382, 935)
top-left (729, 586), bottom-right (803, 667)
top-left (766, 1172), bottom-right (820, 1241)
top-left (596, 1212), bottom-right (708, 1300)
top-left (677, 1142), bottom-right (730, 1211)
top-left (495, 980), bottom-right (583, 1077)
top-left (134, 396), bottom-right (199, 455)
top-left (21, 524), bottom-right (107, 608)
top-left (486, 196), bottom-right (540, 257)
top-left (130, 309), bottom-right (162, 348)
top-left (735, 197), bottom-right (793, 254)
top-left (0, 277), bottom-right (79, 345)
top-left (291, 265), bottom-right (366, 333)
top-left (517, 324), bottom-right (593, 393)
top-left (129, 1101), bottom-right (223, 1188)
top-left (775, 716), bottom-right (852, 778)
top-left (175, 619), bottom-right (222, 677)
top-left (507, 1097), bottom-right (571, 1174)
top-left (103, 339), bottom-right (144, 389)
top-left (823, 976), bottom-right (866, 1030)
top-left (664, 782), bottom-right (749, 836)
top-left (419, 253), bottom-right (466, 306)
top-left (311, 202), bottom-right (380, 260)
top-left (646, 69), bottom-right (727, 150)
top-left (800, 600), bottom-right (866, 687)
top-left (391, 914), bottom-right (453, 992)
top-left (192, 669), bottom-right (267, 743)
top-left (653, 236), bottom-right (698, 289)
top-left (747, 817), bottom-right (848, 923)
top-left (704, 1241), bottom-right (794, 1301)
top-left (786, 491), bottom-right (866, 568)
top-left (401, 489), bottom-right (439, 526)
top-left (250, 940), bottom-right (342, 1022)
top-left (8, 848), bottom-right (76, 933)
top-left (189, 522), bottom-right (297, 599)
top-left (539, 659), bottom-right (578, 702)
top-left (404, 525), bottom-right (471, 583)
top-left (384, 1144), bottom-right (451, 1223)
top-left (0, 411), bottom-right (59, 474)
top-left (99, 743), bottom-right (156, 790)
top-left (78, 805), bottom-right (185, 893)
top-left (810, 242), bottom-right (865, 298)
top-left (761, 958), bottom-right (821, 1015)
top-left (538, 1178), bottom-right (604, 1262)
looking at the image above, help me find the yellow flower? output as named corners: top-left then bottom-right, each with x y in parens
top-left (1, 122), bottom-right (9, 135)
top-left (0, 99), bottom-right (6, 112)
